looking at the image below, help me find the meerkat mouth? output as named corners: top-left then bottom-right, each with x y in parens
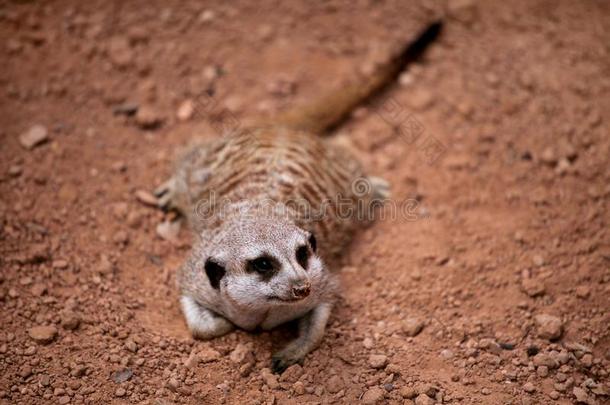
top-left (266, 295), bottom-right (305, 303)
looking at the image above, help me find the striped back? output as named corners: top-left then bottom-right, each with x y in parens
top-left (174, 126), bottom-right (369, 260)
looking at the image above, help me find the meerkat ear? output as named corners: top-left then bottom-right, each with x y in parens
top-left (308, 233), bottom-right (317, 253)
top-left (204, 258), bottom-right (225, 290)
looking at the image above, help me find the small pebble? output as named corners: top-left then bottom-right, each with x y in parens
top-left (534, 314), bottom-right (563, 340)
top-left (19, 124), bottom-right (48, 149)
top-left (402, 318), bottom-right (424, 337)
top-left (28, 326), bottom-right (58, 344)
top-left (368, 354), bottom-right (388, 369)
top-left (361, 387), bottom-right (385, 404)
top-left (523, 382), bottom-right (536, 393)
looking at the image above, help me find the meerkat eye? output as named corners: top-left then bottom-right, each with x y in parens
top-left (296, 245), bottom-right (309, 268)
top-left (248, 256), bottom-right (276, 276)
top-left (308, 233), bottom-right (317, 252)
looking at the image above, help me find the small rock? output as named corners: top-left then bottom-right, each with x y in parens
top-left (540, 146), bottom-right (557, 166)
top-left (414, 393), bottom-right (435, 405)
top-left (124, 340), bottom-right (137, 353)
top-left (261, 368), bottom-right (279, 389)
top-left (535, 314), bottom-right (563, 341)
top-left (177, 99), bottom-right (195, 121)
top-left (97, 255), bottom-right (115, 275)
top-left (573, 387), bottom-right (592, 404)
top-left (113, 230), bottom-right (129, 246)
top-left (156, 220), bottom-right (181, 242)
top-left (199, 9), bottom-right (215, 23)
top-left (166, 378), bottom-right (180, 392)
top-left (326, 375), bottom-right (344, 394)
top-left (278, 364), bottom-right (303, 383)
top-left (267, 77), bottom-right (296, 97)
top-left (58, 184), bottom-right (78, 204)
top-left (112, 102), bottom-right (139, 116)
top-left (440, 349), bottom-right (454, 359)
top-left (111, 368), bottom-right (133, 383)
top-left (19, 276), bottom-right (32, 286)
top-left (406, 88), bottom-right (434, 111)
top-left (30, 283), bottom-right (47, 296)
top-left (115, 387), bottom-right (126, 397)
top-left (108, 37), bottom-right (133, 68)
top-left (523, 382), bottom-right (536, 393)
top-left (293, 381), bottom-right (305, 395)
top-left (368, 354), bottom-right (388, 369)
top-left (537, 366), bottom-right (549, 377)
top-left (521, 278), bottom-right (545, 297)
top-left (533, 353), bottom-right (558, 369)
top-left (70, 364), bottom-right (87, 377)
top-left (8, 165), bottom-right (22, 177)
top-left (399, 386), bottom-right (418, 399)
top-left (39, 375), bottom-right (50, 386)
top-left (24, 243), bottom-right (50, 263)
top-left (402, 318), bottom-right (424, 337)
top-left (575, 286), bottom-right (590, 299)
top-left (361, 387), bottom-right (385, 404)
top-left (424, 386), bottom-right (439, 398)
top-left (198, 348), bottom-right (221, 363)
top-left (52, 260), bottom-right (69, 269)
top-left (28, 325), bottom-right (58, 344)
top-left (60, 311), bottom-right (80, 330)
top-left (549, 390), bottom-right (560, 400)
top-left (20, 366), bottom-right (32, 378)
top-left (229, 343), bottom-right (252, 364)
top-left (19, 125), bottom-right (48, 149)
top-left (135, 106), bottom-right (163, 129)
top-left (580, 353), bottom-right (593, 367)
top-left (532, 254), bottom-right (545, 267)
top-left (184, 352), bottom-right (200, 369)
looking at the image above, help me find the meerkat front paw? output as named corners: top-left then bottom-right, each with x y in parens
top-left (154, 178), bottom-right (177, 210)
top-left (271, 302), bottom-right (333, 374)
top-left (180, 295), bottom-right (234, 340)
top-left (271, 344), bottom-right (303, 373)
top-left (367, 176), bottom-right (391, 199)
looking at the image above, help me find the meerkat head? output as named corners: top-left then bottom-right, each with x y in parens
top-left (183, 204), bottom-right (326, 310)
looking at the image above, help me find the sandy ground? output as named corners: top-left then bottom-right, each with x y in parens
top-left (1, 0), bottom-right (609, 404)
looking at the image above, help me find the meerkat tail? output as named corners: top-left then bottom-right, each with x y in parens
top-left (268, 21), bottom-right (443, 135)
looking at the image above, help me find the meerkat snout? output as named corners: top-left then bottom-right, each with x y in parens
top-left (291, 281), bottom-right (311, 299)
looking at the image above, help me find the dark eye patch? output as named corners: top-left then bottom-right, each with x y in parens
top-left (308, 233), bottom-right (317, 252)
top-left (247, 255), bottom-right (279, 281)
top-left (204, 258), bottom-right (225, 290)
top-left (296, 245), bottom-right (309, 269)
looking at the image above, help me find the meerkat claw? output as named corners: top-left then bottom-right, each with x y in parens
top-left (154, 178), bottom-right (176, 210)
top-left (367, 176), bottom-right (391, 199)
top-left (271, 352), bottom-right (301, 374)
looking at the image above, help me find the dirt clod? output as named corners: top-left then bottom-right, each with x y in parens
top-left (368, 354), bottom-right (388, 369)
top-left (402, 318), bottom-right (424, 337)
top-left (534, 314), bottom-right (564, 341)
top-left (361, 387), bottom-right (385, 404)
top-left (28, 326), bottom-right (58, 345)
top-left (60, 311), bottom-right (80, 330)
top-left (19, 124), bottom-right (48, 149)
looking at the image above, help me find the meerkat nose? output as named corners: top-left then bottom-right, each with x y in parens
top-left (291, 281), bottom-right (311, 299)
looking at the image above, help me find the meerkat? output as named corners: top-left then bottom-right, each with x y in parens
top-left (155, 22), bottom-right (441, 373)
